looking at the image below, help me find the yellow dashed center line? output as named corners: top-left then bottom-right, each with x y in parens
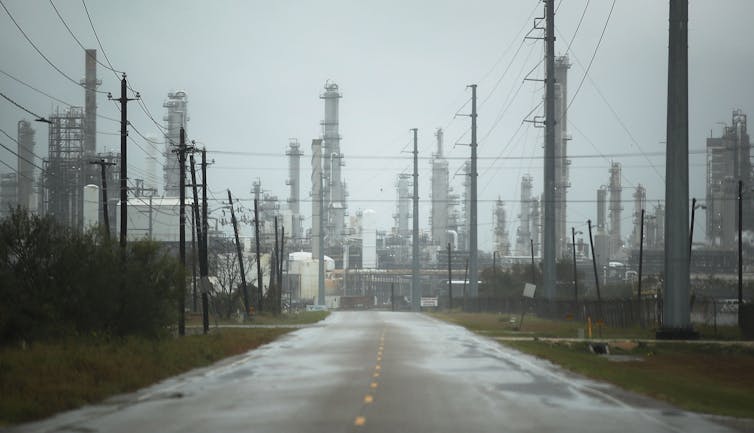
top-left (370, 381), bottom-right (378, 389)
top-left (364, 394), bottom-right (374, 404)
top-left (354, 416), bottom-right (366, 426)
top-left (375, 364), bottom-right (381, 370)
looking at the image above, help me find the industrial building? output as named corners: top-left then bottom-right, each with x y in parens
top-left (430, 128), bottom-right (449, 247)
top-left (163, 91), bottom-right (188, 197)
top-left (493, 197), bottom-right (510, 255)
top-left (320, 81), bottom-right (347, 250)
top-left (553, 55), bottom-right (571, 258)
top-left (706, 109), bottom-right (751, 248)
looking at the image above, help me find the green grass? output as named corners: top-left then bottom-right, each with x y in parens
top-left (186, 310), bottom-right (330, 327)
top-left (431, 311), bottom-right (743, 340)
top-left (506, 340), bottom-right (754, 419)
top-left (0, 328), bottom-right (290, 426)
top-left (431, 312), bottom-right (754, 418)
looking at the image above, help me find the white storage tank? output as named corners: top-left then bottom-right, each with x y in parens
top-left (362, 209), bottom-right (377, 269)
top-left (83, 184), bottom-right (99, 231)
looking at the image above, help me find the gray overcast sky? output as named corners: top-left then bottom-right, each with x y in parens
top-left (1, 0), bottom-right (753, 252)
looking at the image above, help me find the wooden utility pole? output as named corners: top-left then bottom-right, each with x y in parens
top-left (200, 149), bottom-right (209, 333)
top-left (228, 190), bottom-right (250, 320)
top-left (254, 198), bottom-right (263, 312)
top-left (175, 127), bottom-right (187, 336)
top-left (189, 155), bottom-right (203, 318)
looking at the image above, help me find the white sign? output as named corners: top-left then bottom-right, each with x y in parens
top-left (420, 297), bottom-right (438, 307)
top-left (523, 283), bottom-right (536, 299)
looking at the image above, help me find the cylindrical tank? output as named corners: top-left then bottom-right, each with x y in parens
top-left (83, 184), bottom-right (99, 230)
top-left (362, 209), bottom-right (377, 269)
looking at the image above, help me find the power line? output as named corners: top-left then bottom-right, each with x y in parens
top-left (80, 0), bottom-right (120, 79)
top-left (0, 91), bottom-right (50, 123)
top-left (0, 0), bottom-right (107, 94)
top-left (0, 68), bottom-right (120, 122)
top-left (565, 0), bottom-right (615, 112)
top-left (47, 0), bottom-right (122, 77)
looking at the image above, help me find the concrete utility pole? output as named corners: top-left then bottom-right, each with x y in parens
top-left (543, 0), bottom-right (557, 299)
top-left (228, 189), bottom-right (250, 320)
top-left (200, 149), bottom-right (209, 333)
top-left (468, 84), bottom-right (479, 298)
top-left (89, 159), bottom-right (115, 239)
top-left (659, 0), bottom-right (695, 339)
top-left (107, 74), bottom-right (137, 251)
top-left (411, 128), bottom-right (420, 312)
top-left (176, 127), bottom-right (187, 336)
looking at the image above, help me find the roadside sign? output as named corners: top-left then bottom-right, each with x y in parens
top-left (420, 297), bottom-right (438, 307)
top-left (523, 283), bottom-right (536, 298)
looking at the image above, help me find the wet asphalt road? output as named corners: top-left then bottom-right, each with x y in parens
top-left (8, 311), bottom-right (741, 433)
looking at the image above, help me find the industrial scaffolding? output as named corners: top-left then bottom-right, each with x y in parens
top-left (43, 107), bottom-right (86, 230)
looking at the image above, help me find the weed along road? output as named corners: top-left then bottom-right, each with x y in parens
top-left (9, 312), bottom-right (739, 433)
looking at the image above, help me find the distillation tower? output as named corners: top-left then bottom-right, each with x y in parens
top-left (494, 198), bottom-right (510, 255)
top-left (516, 175), bottom-right (533, 255)
top-left (287, 139), bottom-right (304, 245)
top-left (163, 91), bottom-right (188, 197)
top-left (320, 81), bottom-right (346, 249)
top-left (608, 162), bottom-right (623, 257)
top-left (430, 128), bottom-right (449, 246)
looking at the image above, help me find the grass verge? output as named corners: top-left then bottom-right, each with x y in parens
top-left (186, 310), bottom-right (330, 327)
top-left (431, 312), bottom-right (754, 418)
top-left (0, 328), bottom-right (290, 426)
top-left (506, 340), bottom-right (754, 419)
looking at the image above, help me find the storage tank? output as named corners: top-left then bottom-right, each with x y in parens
top-left (362, 209), bottom-right (377, 269)
top-left (83, 184), bottom-right (99, 230)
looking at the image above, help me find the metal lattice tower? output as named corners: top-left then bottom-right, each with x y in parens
top-left (44, 107), bottom-right (86, 230)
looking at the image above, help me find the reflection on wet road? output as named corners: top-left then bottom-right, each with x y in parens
top-left (9, 312), bottom-right (739, 433)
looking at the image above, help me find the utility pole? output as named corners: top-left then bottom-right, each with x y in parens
top-left (543, 0), bottom-right (557, 300)
top-left (739, 180), bottom-right (743, 328)
top-left (228, 189), bottom-right (250, 320)
top-left (189, 155), bottom-right (203, 317)
top-left (273, 216), bottom-right (280, 316)
top-left (279, 226), bottom-right (285, 315)
top-left (468, 84), bottom-right (479, 299)
top-left (175, 127), bottom-right (187, 336)
top-left (448, 242), bottom-right (453, 310)
top-left (107, 74), bottom-right (137, 251)
top-left (191, 211), bottom-right (197, 312)
top-left (200, 148), bottom-right (209, 333)
top-left (660, 0), bottom-right (694, 339)
top-left (89, 159), bottom-right (115, 239)
top-left (254, 198), bottom-right (263, 312)
top-left (587, 219), bottom-right (603, 319)
top-left (571, 227), bottom-right (578, 302)
top-left (411, 128), bottom-right (420, 312)
top-left (530, 239), bottom-right (536, 285)
top-left (638, 209), bottom-right (645, 327)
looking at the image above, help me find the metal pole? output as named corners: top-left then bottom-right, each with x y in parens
top-left (274, 216), bottom-right (280, 316)
top-left (543, 0), bottom-right (557, 299)
top-left (228, 190), bottom-right (250, 320)
top-left (469, 84), bottom-right (479, 299)
top-left (572, 227), bottom-right (578, 302)
top-left (689, 197), bottom-right (696, 260)
top-left (279, 226), bottom-right (285, 315)
top-left (191, 211), bottom-right (197, 313)
top-left (638, 209), bottom-right (645, 327)
top-left (463, 258), bottom-right (468, 311)
top-left (411, 128), bottom-right (420, 312)
top-left (660, 0), bottom-right (692, 338)
top-left (448, 242), bottom-right (453, 310)
top-left (739, 180), bottom-right (743, 328)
